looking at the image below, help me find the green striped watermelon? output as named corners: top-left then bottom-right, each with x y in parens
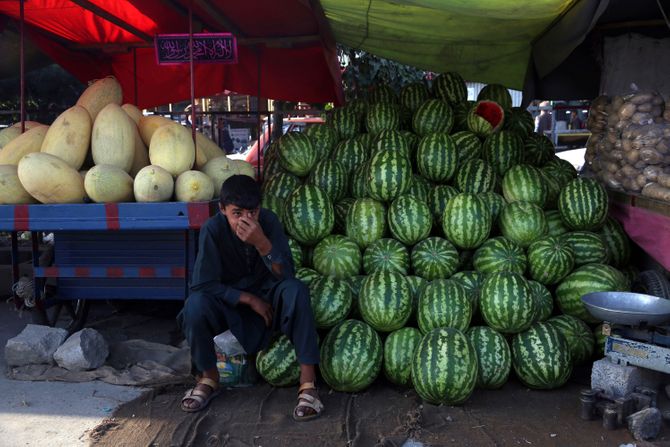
top-left (432, 72), bottom-right (468, 104)
top-left (477, 84), bottom-right (512, 111)
top-left (452, 131), bottom-right (482, 165)
top-left (452, 101), bottom-right (474, 132)
top-left (350, 162), bottom-right (370, 199)
top-left (306, 159), bottom-right (347, 202)
top-left (524, 133), bottom-right (555, 167)
top-left (347, 274), bottom-right (367, 319)
top-left (405, 175), bottom-right (432, 204)
top-left (346, 98), bottom-right (368, 119)
top-left (367, 149), bottom-right (412, 202)
top-left (312, 234), bottom-right (361, 278)
top-left (283, 185), bottom-right (334, 245)
top-left (305, 123), bottom-right (338, 158)
top-left (329, 107), bottom-right (361, 140)
top-left (561, 231), bottom-right (609, 266)
top-left (527, 280), bottom-right (553, 322)
top-left (384, 327), bottom-right (422, 387)
top-left (388, 195), bottom-right (432, 245)
top-left (262, 171), bottom-right (301, 200)
top-left (256, 334), bottom-right (300, 387)
top-left (503, 107), bottom-right (534, 137)
top-left (411, 237), bottom-right (460, 280)
top-left (417, 279), bottom-right (472, 333)
top-left (544, 157), bottom-right (578, 186)
top-left (451, 270), bottom-right (484, 316)
top-left (345, 198), bottom-right (387, 249)
top-left (546, 314), bottom-right (594, 365)
top-left (598, 216), bottom-right (631, 268)
top-left (373, 129), bottom-right (410, 158)
top-left (416, 133), bottom-right (458, 183)
top-left (467, 100), bottom-right (505, 137)
top-left (331, 138), bottom-right (368, 175)
top-left (511, 322), bottom-right (572, 389)
top-left (401, 130), bottom-right (420, 158)
top-left (369, 84), bottom-right (398, 104)
top-left (502, 164), bottom-right (548, 207)
top-left (308, 276), bottom-right (352, 329)
top-left (499, 201), bottom-right (547, 248)
top-left (527, 235), bottom-right (575, 285)
top-left (482, 130), bottom-right (524, 176)
top-left (466, 326), bottom-right (511, 389)
top-left (480, 271), bottom-right (537, 334)
top-left (295, 267), bottom-right (320, 287)
top-left (287, 237), bottom-right (303, 268)
top-left (480, 191), bottom-right (506, 222)
top-left (320, 319), bottom-right (382, 392)
top-left (545, 210), bottom-right (569, 237)
top-left (359, 271), bottom-right (412, 332)
top-left (356, 133), bottom-right (374, 154)
top-left (412, 99), bottom-right (454, 137)
top-left (443, 193), bottom-right (493, 249)
top-left (277, 131), bottom-right (317, 177)
top-left (333, 197), bottom-right (356, 233)
top-left (261, 194), bottom-right (285, 226)
top-left (428, 184), bottom-right (459, 223)
top-left (261, 141), bottom-right (282, 180)
top-left (366, 103), bottom-right (400, 135)
top-left (556, 263), bottom-right (628, 323)
top-left (473, 236), bottom-right (527, 275)
top-left (558, 178), bottom-right (608, 231)
top-left (363, 238), bottom-right (410, 275)
top-left (406, 275), bottom-right (429, 317)
top-left (411, 327), bottom-right (478, 405)
top-left (455, 159), bottom-right (497, 194)
top-left (400, 82), bottom-right (431, 113)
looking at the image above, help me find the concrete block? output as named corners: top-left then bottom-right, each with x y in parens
top-left (53, 328), bottom-right (109, 371)
top-left (627, 407), bottom-right (662, 441)
top-left (591, 358), bottom-right (662, 399)
top-left (4, 324), bottom-right (68, 366)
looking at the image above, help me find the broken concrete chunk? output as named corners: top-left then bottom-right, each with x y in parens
top-left (627, 407), bottom-right (662, 441)
top-left (4, 324), bottom-right (68, 366)
top-left (53, 328), bottom-right (109, 371)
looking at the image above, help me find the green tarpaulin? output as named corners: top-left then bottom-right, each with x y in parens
top-left (322, 0), bottom-right (580, 90)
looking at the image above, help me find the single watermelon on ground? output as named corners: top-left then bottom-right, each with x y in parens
top-left (256, 334), bottom-right (301, 387)
top-left (384, 327), bottom-right (422, 387)
top-left (411, 327), bottom-right (478, 405)
top-left (320, 319), bottom-right (383, 393)
top-left (466, 326), bottom-right (512, 389)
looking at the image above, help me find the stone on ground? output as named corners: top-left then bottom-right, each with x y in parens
top-left (53, 328), bottom-right (109, 371)
top-left (5, 324), bottom-right (68, 366)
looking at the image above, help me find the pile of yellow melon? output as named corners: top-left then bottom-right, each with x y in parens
top-left (0, 76), bottom-right (254, 205)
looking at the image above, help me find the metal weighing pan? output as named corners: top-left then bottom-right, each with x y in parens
top-left (581, 291), bottom-right (670, 326)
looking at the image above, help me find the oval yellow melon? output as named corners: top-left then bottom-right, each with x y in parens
top-left (195, 132), bottom-right (225, 167)
top-left (129, 124), bottom-right (150, 177)
top-left (40, 105), bottom-right (92, 170)
top-left (175, 170), bottom-right (215, 202)
top-left (133, 165), bottom-right (174, 202)
top-left (84, 164), bottom-right (134, 203)
top-left (76, 76), bottom-right (123, 121)
top-left (0, 125), bottom-right (49, 165)
top-left (230, 159), bottom-right (256, 179)
top-left (0, 165), bottom-right (37, 204)
top-left (121, 103), bottom-right (143, 125)
top-left (202, 156), bottom-right (236, 198)
top-left (0, 121), bottom-right (44, 149)
top-left (91, 103), bottom-right (135, 172)
top-left (17, 152), bottom-right (85, 203)
top-left (148, 123), bottom-right (195, 177)
top-left (137, 115), bottom-right (173, 146)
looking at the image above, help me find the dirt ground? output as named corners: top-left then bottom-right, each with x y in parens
top-left (88, 368), bottom-right (669, 447)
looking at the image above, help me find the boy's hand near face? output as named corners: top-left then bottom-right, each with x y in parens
top-left (235, 215), bottom-right (272, 256)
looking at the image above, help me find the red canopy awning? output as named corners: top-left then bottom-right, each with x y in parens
top-left (0, 0), bottom-right (344, 108)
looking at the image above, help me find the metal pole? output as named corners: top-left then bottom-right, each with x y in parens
top-left (19, 0), bottom-right (25, 131)
top-left (188, 2), bottom-right (197, 152)
top-left (256, 48), bottom-right (261, 181)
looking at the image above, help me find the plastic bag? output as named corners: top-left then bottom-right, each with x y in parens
top-left (213, 330), bottom-right (258, 387)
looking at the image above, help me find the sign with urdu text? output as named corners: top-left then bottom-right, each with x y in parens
top-left (155, 33), bottom-right (237, 65)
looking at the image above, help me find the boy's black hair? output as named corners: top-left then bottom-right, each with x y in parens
top-left (219, 175), bottom-right (261, 209)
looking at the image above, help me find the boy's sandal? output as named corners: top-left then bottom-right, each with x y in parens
top-left (293, 381), bottom-right (324, 422)
top-left (181, 377), bottom-right (221, 413)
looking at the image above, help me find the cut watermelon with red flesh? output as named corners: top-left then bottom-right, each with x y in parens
top-left (475, 101), bottom-right (504, 131)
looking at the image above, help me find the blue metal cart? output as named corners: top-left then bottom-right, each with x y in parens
top-left (0, 201), bottom-right (216, 332)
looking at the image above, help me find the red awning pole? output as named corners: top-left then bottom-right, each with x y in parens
top-left (188, 2), bottom-right (197, 150)
top-left (19, 0), bottom-right (25, 132)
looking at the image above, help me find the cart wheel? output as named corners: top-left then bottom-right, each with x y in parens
top-left (632, 270), bottom-right (670, 299)
top-left (31, 299), bottom-right (90, 334)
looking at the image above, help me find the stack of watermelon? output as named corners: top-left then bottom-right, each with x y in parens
top-left (255, 74), bottom-right (633, 405)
